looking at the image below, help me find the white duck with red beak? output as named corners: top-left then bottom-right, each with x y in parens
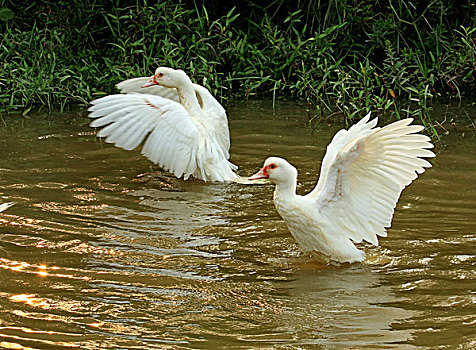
top-left (88, 67), bottom-right (237, 182)
top-left (249, 113), bottom-right (434, 264)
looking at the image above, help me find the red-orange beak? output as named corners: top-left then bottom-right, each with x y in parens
top-left (141, 75), bottom-right (157, 88)
top-left (248, 166), bottom-right (269, 180)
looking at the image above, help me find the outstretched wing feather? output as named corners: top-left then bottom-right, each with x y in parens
top-left (308, 113), bottom-right (434, 245)
top-left (192, 84), bottom-right (231, 159)
top-left (88, 94), bottom-right (200, 179)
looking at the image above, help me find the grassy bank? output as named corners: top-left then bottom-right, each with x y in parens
top-left (1, 0), bottom-right (475, 130)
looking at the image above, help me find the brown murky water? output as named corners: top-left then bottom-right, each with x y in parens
top-left (0, 102), bottom-right (475, 349)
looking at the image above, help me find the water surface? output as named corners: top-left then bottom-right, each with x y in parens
top-left (0, 102), bottom-right (475, 349)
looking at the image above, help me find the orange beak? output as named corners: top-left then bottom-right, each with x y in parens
top-left (248, 166), bottom-right (269, 180)
top-left (141, 75), bottom-right (157, 88)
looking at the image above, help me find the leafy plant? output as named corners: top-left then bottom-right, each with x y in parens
top-left (0, 0), bottom-right (474, 136)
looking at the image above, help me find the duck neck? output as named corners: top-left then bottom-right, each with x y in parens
top-left (176, 82), bottom-right (201, 115)
top-left (273, 180), bottom-right (297, 202)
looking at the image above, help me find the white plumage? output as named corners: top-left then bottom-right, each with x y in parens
top-left (88, 67), bottom-right (237, 182)
top-left (249, 113), bottom-right (435, 263)
top-left (0, 202), bottom-right (14, 212)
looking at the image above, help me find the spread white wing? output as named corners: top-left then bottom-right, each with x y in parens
top-left (88, 94), bottom-right (201, 179)
top-left (308, 113), bottom-right (435, 245)
top-left (116, 76), bottom-right (231, 159)
top-left (193, 85), bottom-right (231, 159)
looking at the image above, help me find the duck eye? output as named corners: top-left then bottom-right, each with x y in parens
top-left (158, 73), bottom-right (164, 77)
top-left (269, 164), bottom-right (277, 169)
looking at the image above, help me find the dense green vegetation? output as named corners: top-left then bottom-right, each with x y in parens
top-left (1, 0), bottom-right (475, 129)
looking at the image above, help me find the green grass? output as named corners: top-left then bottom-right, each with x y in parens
top-left (0, 0), bottom-right (475, 136)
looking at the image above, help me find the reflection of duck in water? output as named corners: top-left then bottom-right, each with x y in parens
top-left (279, 265), bottom-right (414, 347)
top-left (0, 202), bottom-right (13, 212)
top-left (100, 184), bottom-right (234, 248)
top-left (88, 67), bottom-right (238, 182)
top-left (250, 114), bottom-right (434, 263)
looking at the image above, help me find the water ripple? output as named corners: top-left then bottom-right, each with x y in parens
top-left (0, 106), bottom-right (474, 348)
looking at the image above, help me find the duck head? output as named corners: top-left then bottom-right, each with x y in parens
top-left (141, 67), bottom-right (189, 89)
top-left (248, 157), bottom-right (297, 185)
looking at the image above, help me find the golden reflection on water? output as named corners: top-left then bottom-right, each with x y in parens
top-left (0, 258), bottom-right (90, 281)
top-left (0, 259), bottom-right (53, 278)
top-left (9, 294), bottom-right (49, 309)
top-left (0, 341), bottom-right (36, 350)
